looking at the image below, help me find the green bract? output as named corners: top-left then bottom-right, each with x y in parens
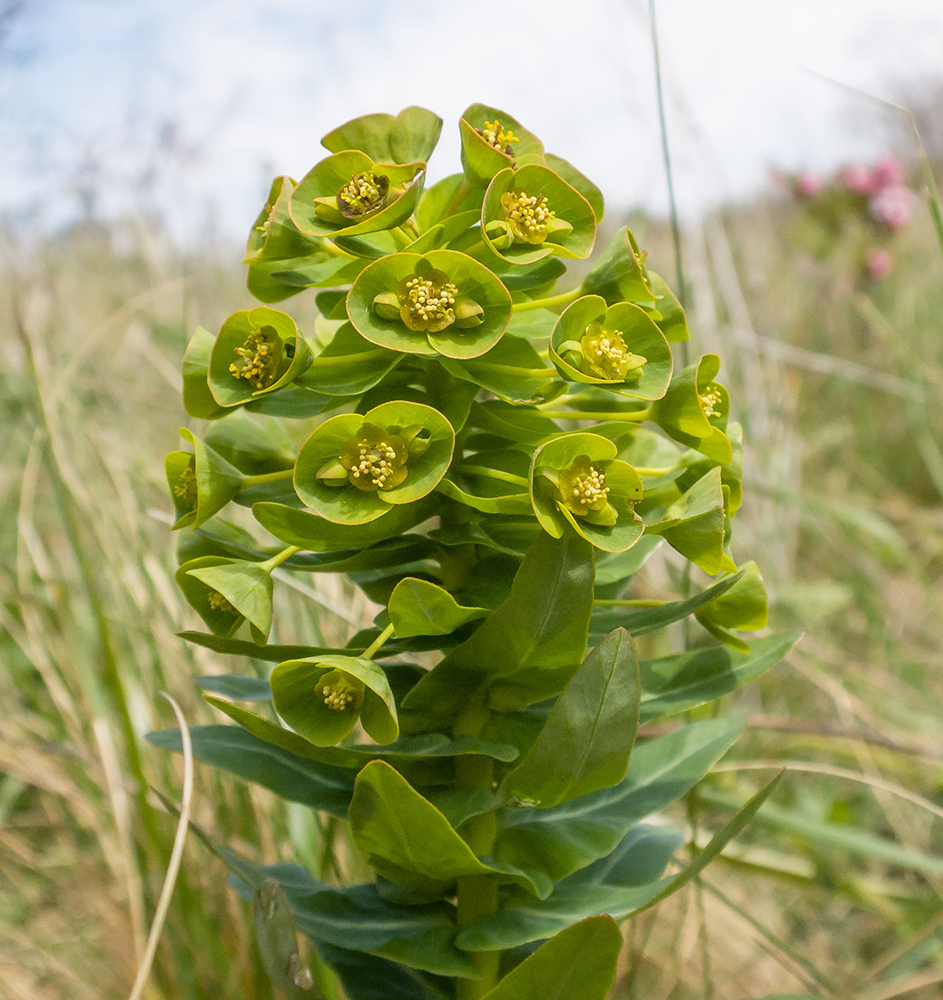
top-left (293, 400), bottom-right (454, 524)
top-left (459, 103), bottom-right (545, 187)
top-left (175, 555), bottom-right (273, 644)
top-left (530, 433), bottom-right (644, 552)
top-left (649, 354), bottom-right (733, 465)
top-left (549, 294), bottom-right (673, 398)
top-left (208, 307), bottom-right (312, 407)
top-left (290, 150), bottom-right (425, 239)
top-left (482, 165), bottom-right (596, 264)
top-left (165, 427), bottom-right (244, 530)
top-left (320, 106), bottom-right (443, 165)
top-left (270, 654), bottom-right (398, 746)
top-left (347, 250), bottom-right (512, 359)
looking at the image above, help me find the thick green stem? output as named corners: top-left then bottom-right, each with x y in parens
top-left (512, 287), bottom-right (583, 313)
top-left (363, 622), bottom-right (396, 660)
top-left (259, 545), bottom-right (301, 574)
top-left (538, 406), bottom-right (652, 422)
top-left (454, 702), bottom-right (500, 1000)
top-left (241, 467), bottom-right (295, 489)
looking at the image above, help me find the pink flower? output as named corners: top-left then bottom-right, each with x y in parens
top-left (866, 248), bottom-right (893, 280)
top-left (869, 184), bottom-right (916, 229)
top-left (794, 171), bottom-right (822, 198)
top-left (872, 154), bottom-right (905, 188)
top-left (842, 164), bottom-right (876, 196)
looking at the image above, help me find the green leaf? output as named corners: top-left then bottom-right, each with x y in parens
top-left (648, 468), bottom-right (731, 575)
top-left (543, 153), bottom-right (604, 223)
top-left (460, 773), bottom-right (780, 950)
top-left (271, 655), bottom-right (398, 747)
top-left (493, 718), bottom-right (743, 882)
top-left (349, 761), bottom-right (547, 898)
top-left (645, 271), bottom-right (689, 343)
top-left (203, 410), bottom-right (295, 476)
top-left (296, 322), bottom-right (405, 397)
top-left (321, 106), bottom-right (443, 165)
top-left (401, 531), bottom-right (594, 727)
top-left (177, 630), bottom-right (364, 661)
top-left (499, 628), bottom-right (640, 808)
top-left (694, 560), bottom-right (769, 650)
top-left (589, 570), bottom-right (743, 643)
top-left (480, 916), bottom-right (622, 1000)
top-left (195, 675), bottom-right (272, 701)
top-left (254, 497), bottom-right (437, 552)
top-left (311, 942), bottom-right (449, 1000)
top-left (228, 859), bottom-right (477, 978)
top-left (435, 473), bottom-right (532, 516)
top-left (441, 334), bottom-right (563, 405)
top-left (146, 726), bottom-right (355, 816)
top-left (388, 578), bottom-right (488, 638)
top-left (639, 632), bottom-right (800, 722)
top-left (253, 879), bottom-right (317, 998)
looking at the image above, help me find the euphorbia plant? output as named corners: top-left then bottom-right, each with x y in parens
top-left (151, 103), bottom-right (798, 1000)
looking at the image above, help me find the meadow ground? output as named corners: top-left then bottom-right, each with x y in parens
top-left (1, 178), bottom-right (942, 999)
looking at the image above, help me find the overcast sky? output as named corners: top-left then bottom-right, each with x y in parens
top-left (2, 0), bottom-right (942, 246)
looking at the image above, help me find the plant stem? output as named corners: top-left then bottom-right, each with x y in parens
top-left (458, 465), bottom-right (530, 489)
top-left (363, 622), bottom-right (396, 660)
top-left (319, 238), bottom-right (353, 258)
top-left (259, 545), bottom-right (301, 573)
top-left (443, 180), bottom-right (473, 218)
top-left (240, 467), bottom-right (295, 489)
top-left (454, 702), bottom-right (499, 1000)
top-left (512, 287), bottom-right (583, 313)
top-left (538, 406), bottom-right (652, 422)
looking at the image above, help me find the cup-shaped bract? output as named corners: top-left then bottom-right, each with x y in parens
top-left (458, 103), bottom-right (546, 187)
top-left (320, 106), bottom-right (443, 166)
top-left (649, 354), bottom-right (732, 465)
top-left (293, 400), bottom-right (454, 525)
top-left (244, 175), bottom-right (314, 264)
top-left (270, 654), bottom-right (399, 746)
top-left (347, 250), bottom-right (512, 360)
top-left (208, 307), bottom-right (312, 408)
top-left (175, 555), bottom-right (274, 644)
top-left (482, 165), bottom-right (596, 265)
top-left (581, 227), bottom-right (656, 306)
top-left (289, 151), bottom-right (425, 240)
top-left (530, 433), bottom-right (644, 552)
top-left (166, 427), bottom-right (245, 530)
top-left (549, 295), bottom-right (673, 399)
top-left (182, 326), bottom-right (229, 420)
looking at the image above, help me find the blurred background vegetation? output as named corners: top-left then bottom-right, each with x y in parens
top-left (3, 23), bottom-right (943, 1000)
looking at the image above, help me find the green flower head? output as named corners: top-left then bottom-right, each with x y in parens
top-left (578, 322), bottom-right (646, 382)
top-left (530, 432), bottom-right (644, 553)
top-left (549, 295), bottom-right (672, 399)
top-left (336, 170), bottom-right (390, 219)
top-left (557, 455), bottom-right (612, 519)
top-left (338, 423), bottom-right (410, 492)
top-left (294, 400), bottom-right (455, 525)
top-left (229, 325), bottom-right (292, 390)
top-left (290, 150), bottom-right (425, 238)
top-left (208, 307), bottom-right (311, 408)
top-left (479, 119), bottom-right (520, 155)
top-left (348, 250), bottom-right (512, 360)
top-left (270, 654), bottom-right (399, 747)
